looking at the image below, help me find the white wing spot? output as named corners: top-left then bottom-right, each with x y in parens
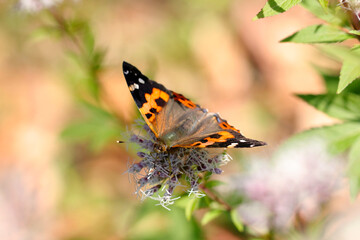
top-left (228, 142), bottom-right (238, 148)
top-left (250, 144), bottom-right (255, 148)
top-left (134, 83), bottom-right (139, 89)
top-left (124, 70), bottom-right (129, 75)
top-left (139, 78), bottom-right (145, 84)
top-left (240, 139), bottom-right (247, 142)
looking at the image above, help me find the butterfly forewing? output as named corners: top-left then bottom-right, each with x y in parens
top-left (123, 61), bottom-right (171, 137)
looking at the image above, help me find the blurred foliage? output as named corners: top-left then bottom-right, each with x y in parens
top-left (259, 0), bottom-right (360, 203)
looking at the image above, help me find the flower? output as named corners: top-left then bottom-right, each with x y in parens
top-left (126, 122), bottom-right (230, 210)
top-left (16, 0), bottom-right (62, 12)
top-left (231, 138), bottom-right (343, 233)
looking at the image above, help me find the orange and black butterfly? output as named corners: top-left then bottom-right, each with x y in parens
top-left (123, 61), bottom-right (266, 149)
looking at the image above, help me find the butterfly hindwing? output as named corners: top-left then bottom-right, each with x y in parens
top-left (172, 113), bottom-right (266, 148)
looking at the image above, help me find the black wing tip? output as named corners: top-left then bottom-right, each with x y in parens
top-left (237, 138), bottom-right (267, 148)
top-left (250, 139), bottom-right (267, 148)
top-left (123, 61), bottom-right (134, 71)
top-left (257, 140), bottom-right (267, 146)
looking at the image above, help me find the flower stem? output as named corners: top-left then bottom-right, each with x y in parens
top-left (199, 183), bottom-right (232, 211)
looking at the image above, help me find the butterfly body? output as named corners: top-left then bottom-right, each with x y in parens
top-left (122, 61), bottom-right (266, 149)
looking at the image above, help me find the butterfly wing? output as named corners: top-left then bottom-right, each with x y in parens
top-left (123, 61), bottom-right (171, 137)
top-left (123, 61), bottom-right (266, 148)
top-left (171, 112), bottom-right (266, 148)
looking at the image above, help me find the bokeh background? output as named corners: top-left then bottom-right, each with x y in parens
top-left (1, 0), bottom-right (360, 239)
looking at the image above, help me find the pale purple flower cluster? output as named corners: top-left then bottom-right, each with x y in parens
top-left (127, 123), bottom-right (230, 210)
top-left (16, 0), bottom-right (61, 12)
top-left (232, 138), bottom-right (343, 233)
top-left (16, 0), bottom-right (79, 12)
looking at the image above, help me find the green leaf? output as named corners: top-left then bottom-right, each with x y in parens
top-left (185, 198), bottom-right (199, 221)
top-left (82, 24), bottom-right (95, 56)
top-left (349, 30), bottom-right (360, 36)
top-left (320, 72), bottom-right (340, 94)
top-left (298, 93), bottom-right (360, 121)
top-left (80, 101), bottom-right (113, 119)
top-left (332, 131), bottom-right (360, 153)
top-left (314, 67), bottom-right (360, 95)
top-left (348, 136), bottom-right (360, 197)
top-left (319, 45), bottom-right (360, 62)
top-left (282, 122), bottom-right (360, 154)
top-left (349, 178), bottom-right (360, 199)
top-left (204, 180), bottom-right (225, 188)
top-left (301, 0), bottom-right (346, 25)
top-left (230, 209), bottom-right (244, 232)
top-left (318, 0), bottom-right (328, 9)
top-left (61, 101), bottom-right (123, 152)
top-left (204, 172), bottom-right (212, 181)
top-left (281, 24), bottom-right (355, 43)
top-left (30, 26), bottom-right (61, 41)
top-left (254, 0), bottom-right (302, 20)
top-left (201, 209), bottom-right (223, 225)
top-left (338, 46), bottom-right (360, 93)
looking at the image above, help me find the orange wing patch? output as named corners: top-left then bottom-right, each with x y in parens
top-left (175, 131), bottom-right (235, 148)
top-left (140, 88), bottom-right (170, 123)
top-left (219, 121), bottom-right (241, 133)
top-left (172, 92), bottom-right (197, 109)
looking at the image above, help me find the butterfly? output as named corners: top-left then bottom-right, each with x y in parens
top-left (123, 61), bottom-right (266, 149)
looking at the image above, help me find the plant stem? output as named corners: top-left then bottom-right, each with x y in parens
top-left (199, 183), bottom-right (232, 211)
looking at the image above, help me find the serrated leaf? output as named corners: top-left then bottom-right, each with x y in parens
top-left (314, 68), bottom-right (360, 95)
top-left (230, 209), bottom-right (244, 232)
top-left (204, 180), bottom-right (225, 188)
top-left (338, 46), bottom-right (360, 93)
top-left (348, 136), bottom-right (360, 197)
top-left (254, 0), bottom-right (302, 20)
top-left (281, 24), bottom-right (354, 43)
top-left (201, 209), bottom-right (223, 225)
top-left (185, 198), bottom-right (199, 221)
